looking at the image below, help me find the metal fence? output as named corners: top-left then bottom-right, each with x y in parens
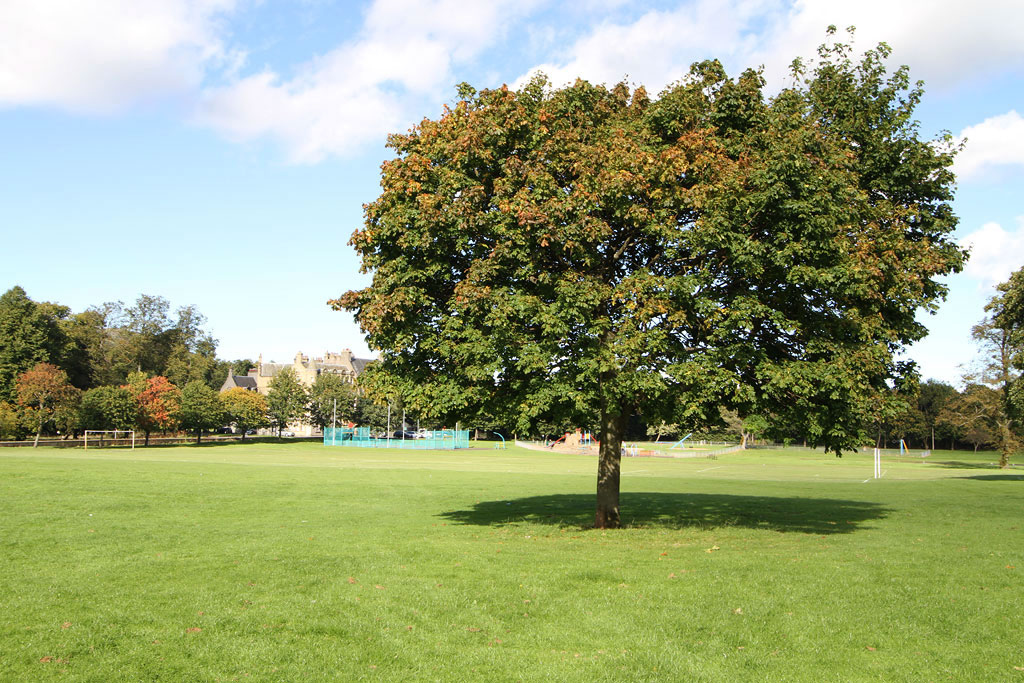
top-left (323, 427), bottom-right (470, 450)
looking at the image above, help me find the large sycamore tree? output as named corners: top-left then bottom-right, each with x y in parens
top-left (334, 33), bottom-right (965, 527)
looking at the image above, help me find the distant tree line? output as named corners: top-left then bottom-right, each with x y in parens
top-left (0, 286), bottom-right (244, 443)
top-left (0, 286), bottom-right (250, 398)
top-left (0, 286), bottom-right (407, 445)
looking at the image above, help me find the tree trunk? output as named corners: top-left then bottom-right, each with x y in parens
top-left (144, 430), bottom-right (150, 447)
top-left (196, 430), bottom-right (201, 444)
top-left (34, 408), bottom-right (43, 447)
top-left (595, 408), bottom-right (626, 529)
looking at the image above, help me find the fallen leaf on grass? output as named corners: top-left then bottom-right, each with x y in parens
top-left (1006, 565), bottom-right (1016, 570)
top-left (706, 545), bottom-right (720, 553)
top-left (865, 646), bottom-right (876, 651)
top-left (39, 656), bottom-right (65, 664)
top-left (348, 577), bottom-right (357, 584)
top-left (733, 608), bottom-right (743, 615)
top-left (375, 585), bottom-right (385, 590)
top-left (61, 622), bottom-right (71, 629)
top-left (467, 627), bottom-right (481, 632)
top-left (1014, 666), bottom-right (1024, 671)
top-left (186, 627), bottom-right (202, 633)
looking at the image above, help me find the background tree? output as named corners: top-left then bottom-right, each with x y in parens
top-left (164, 305), bottom-right (221, 388)
top-left (936, 384), bottom-right (997, 453)
top-left (15, 362), bottom-right (80, 446)
top-left (335, 36), bottom-right (964, 527)
top-left (0, 287), bottom-right (67, 400)
top-left (230, 359), bottom-right (256, 376)
top-left (0, 401), bottom-right (27, 441)
top-left (355, 398), bottom-right (389, 432)
top-left (646, 420), bottom-right (678, 442)
top-left (308, 373), bottom-right (358, 430)
top-left (125, 372), bottom-right (182, 446)
top-left (118, 294), bottom-right (172, 375)
top-left (221, 388), bottom-right (268, 439)
top-left (178, 381), bottom-right (225, 444)
top-left (57, 308), bottom-right (110, 389)
top-left (266, 368), bottom-right (307, 437)
top-left (78, 386), bottom-right (136, 432)
top-left (971, 267), bottom-right (1024, 466)
top-left (917, 379), bottom-right (957, 450)
top-left (741, 415), bottom-right (770, 447)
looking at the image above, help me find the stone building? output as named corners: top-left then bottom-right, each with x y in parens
top-left (220, 349), bottom-right (374, 436)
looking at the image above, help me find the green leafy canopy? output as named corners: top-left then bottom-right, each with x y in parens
top-left (334, 34), bottom-right (965, 525)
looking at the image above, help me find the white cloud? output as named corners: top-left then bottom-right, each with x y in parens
top-left (0, 0), bottom-right (240, 113)
top-left (515, 0), bottom-right (1024, 95)
top-left (953, 111), bottom-right (1024, 180)
top-left (195, 0), bottom-right (535, 163)
top-left (959, 218), bottom-right (1024, 289)
top-left (758, 0), bottom-right (1024, 90)
top-left (515, 0), bottom-right (774, 91)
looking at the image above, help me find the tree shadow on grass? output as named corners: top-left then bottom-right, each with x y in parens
top-left (439, 493), bottom-right (890, 534)
top-left (958, 474), bottom-right (1024, 481)
top-left (925, 460), bottom-right (1009, 469)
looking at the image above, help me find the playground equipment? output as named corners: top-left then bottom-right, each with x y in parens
top-left (493, 432), bottom-right (506, 449)
top-left (324, 427), bottom-right (470, 450)
top-left (669, 433), bottom-right (693, 450)
top-left (561, 429), bottom-right (594, 449)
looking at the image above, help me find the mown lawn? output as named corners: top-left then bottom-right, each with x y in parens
top-left (0, 442), bottom-right (1021, 681)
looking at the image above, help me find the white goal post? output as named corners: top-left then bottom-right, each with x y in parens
top-left (84, 430), bottom-right (136, 450)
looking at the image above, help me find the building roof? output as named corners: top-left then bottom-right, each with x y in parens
top-left (352, 357), bottom-right (372, 374)
top-left (232, 375), bottom-right (258, 389)
top-left (220, 373), bottom-right (259, 392)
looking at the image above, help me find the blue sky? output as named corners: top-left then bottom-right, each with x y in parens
top-left (1, 0), bottom-right (1022, 383)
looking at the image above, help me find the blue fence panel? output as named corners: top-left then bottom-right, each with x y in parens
top-left (324, 428), bottom-right (470, 450)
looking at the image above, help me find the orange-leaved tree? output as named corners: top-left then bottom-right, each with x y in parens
top-left (125, 372), bottom-right (181, 446)
top-left (15, 362), bottom-right (80, 447)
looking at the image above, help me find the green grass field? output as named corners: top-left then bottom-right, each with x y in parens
top-left (1, 442), bottom-right (1021, 681)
